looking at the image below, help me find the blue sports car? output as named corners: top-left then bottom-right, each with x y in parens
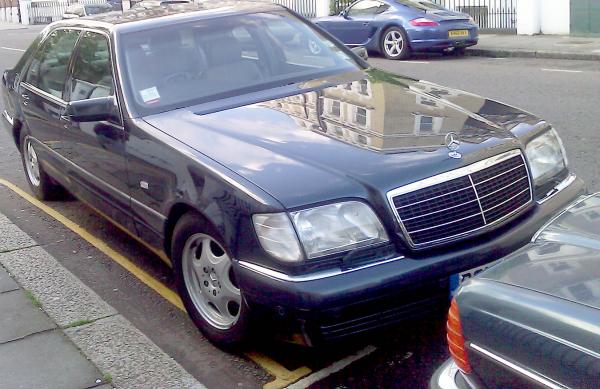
top-left (314, 0), bottom-right (478, 60)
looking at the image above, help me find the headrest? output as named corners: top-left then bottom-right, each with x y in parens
top-left (202, 33), bottom-right (242, 66)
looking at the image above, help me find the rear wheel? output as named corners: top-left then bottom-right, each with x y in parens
top-left (20, 134), bottom-right (65, 201)
top-left (172, 212), bottom-right (251, 347)
top-left (380, 27), bottom-right (411, 60)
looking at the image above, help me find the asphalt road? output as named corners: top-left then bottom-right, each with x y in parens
top-left (1, 26), bottom-right (599, 389)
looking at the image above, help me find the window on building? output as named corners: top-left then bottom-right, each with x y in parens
top-left (355, 107), bottom-right (367, 126)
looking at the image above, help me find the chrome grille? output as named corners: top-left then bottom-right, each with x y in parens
top-left (388, 150), bottom-right (532, 248)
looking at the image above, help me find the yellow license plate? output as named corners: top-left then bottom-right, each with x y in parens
top-left (449, 30), bottom-right (469, 38)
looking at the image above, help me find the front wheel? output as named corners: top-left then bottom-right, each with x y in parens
top-left (380, 27), bottom-right (411, 60)
top-left (172, 212), bottom-right (251, 347)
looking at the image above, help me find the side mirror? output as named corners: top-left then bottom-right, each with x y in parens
top-left (340, 10), bottom-right (349, 18)
top-left (64, 96), bottom-right (119, 123)
top-left (351, 46), bottom-right (369, 61)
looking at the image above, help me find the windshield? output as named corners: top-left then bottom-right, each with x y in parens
top-left (119, 10), bottom-right (363, 116)
top-left (395, 0), bottom-right (446, 11)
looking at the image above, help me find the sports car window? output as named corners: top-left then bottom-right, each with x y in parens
top-left (394, 0), bottom-right (445, 11)
top-left (25, 29), bottom-right (80, 99)
top-left (347, 0), bottom-right (388, 17)
top-left (120, 10), bottom-right (362, 116)
top-left (68, 31), bottom-right (114, 102)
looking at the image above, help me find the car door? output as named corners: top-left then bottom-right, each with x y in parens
top-left (331, 0), bottom-right (389, 45)
top-left (20, 28), bottom-right (81, 177)
top-left (61, 30), bottom-right (134, 232)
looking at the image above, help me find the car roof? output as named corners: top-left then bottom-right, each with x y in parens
top-left (49, 0), bottom-right (284, 34)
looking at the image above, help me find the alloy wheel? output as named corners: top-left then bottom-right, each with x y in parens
top-left (384, 30), bottom-right (404, 58)
top-left (25, 140), bottom-right (41, 187)
top-left (181, 233), bottom-right (241, 330)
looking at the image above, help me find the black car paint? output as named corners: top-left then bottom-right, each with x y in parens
top-left (0, 4), bottom-right (585, 342)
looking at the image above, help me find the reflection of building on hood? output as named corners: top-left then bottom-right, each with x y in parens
top-left (259, 77), bottom-right (509, 153)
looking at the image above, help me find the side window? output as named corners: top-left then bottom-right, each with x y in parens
top-left (68, 31), bottom-right (114, 102)
top-left (263, 18), bottom-right (338, 69)
top-left (347, 0), bottom-right (388, 17)
top-left (25, 29), bottom-right (80, 99)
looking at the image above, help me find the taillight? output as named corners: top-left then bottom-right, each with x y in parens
top-left (447, 298), bottom-right (472, 374)
top-left (410, 18), bottom-right (440, 27)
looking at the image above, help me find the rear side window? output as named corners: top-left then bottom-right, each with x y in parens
top-left (25, 29), bottom-right (80, 99)
top-left (395, 0), bottom-right (445, 11)
top-left (347, 0), bottom-right (389, 17)
top-left (68, 31), bottom-right (114, 102)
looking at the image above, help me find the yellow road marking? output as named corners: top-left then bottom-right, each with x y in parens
top-left (0, 178), bottom-right (311, 389)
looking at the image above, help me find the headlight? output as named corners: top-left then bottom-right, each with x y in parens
top-left (253, 202), bottom-right (389, 262)
top-left (253, 213), bottom-right (303, 262)
top-left (291, 201), bottom-right (388, 259)
top-left (525, 128), bottom-right (568, 186)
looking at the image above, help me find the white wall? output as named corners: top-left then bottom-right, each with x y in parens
top-left (540, 0), bottom-right (570, 34)
top-left (517, 0), bottom-right (570, 35)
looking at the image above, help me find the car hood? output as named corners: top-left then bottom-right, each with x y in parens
top-left (143, 68), bottom-right (543, 208)
top-left (480, 194), bottom-right (600, 310)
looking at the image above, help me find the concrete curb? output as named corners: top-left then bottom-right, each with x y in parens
top-left (0, 212), bottom-right (206, 389)
top-left (467, 48), bottom-right (600, 62)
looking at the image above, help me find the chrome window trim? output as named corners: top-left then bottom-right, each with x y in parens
top-left (21, 82), bottom-right (67, 107)
top-left (238, 255), bottom-right (404, 282)
top-left (22, 26), bottom-right (125, 126)
top-left (29, 136), bottom-right (166, 221)
top-left (386, 149), bottom-right (533, 248)
top-left (469, 343), bottom-right (569, 389)
top-left (2, 110), bottom-right (14, 126)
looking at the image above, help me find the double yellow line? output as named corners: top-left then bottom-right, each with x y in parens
top-left (0, 178), bottom-right (310, 389)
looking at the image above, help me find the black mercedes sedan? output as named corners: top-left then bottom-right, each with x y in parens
top-left (432, 193), bottom-right (600, 389)
top-left (0, 2), bottom-right (587, 346)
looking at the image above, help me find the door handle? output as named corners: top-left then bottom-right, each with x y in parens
top-left (362, 22), bottom-right (369, 26)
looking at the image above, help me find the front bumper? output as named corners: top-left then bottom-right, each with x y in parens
top-left (237, 176), bottom-right (585, 345)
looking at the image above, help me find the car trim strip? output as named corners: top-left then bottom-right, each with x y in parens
top-left (29, 136), bottom-right (167, 221)
top-left (536, 173), bottom-right (577, 205)
top-left (469, 343), bottom-right (569, 389)
top-left (2, 110), bottom-right (14, 126)
top-left (21, 82), bottom-right (67, 107)
top-left (238, 255), bottom-right (405, 282)
top-left (387, 150), bottom-right (525, 198)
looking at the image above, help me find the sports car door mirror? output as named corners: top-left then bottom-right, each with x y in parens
top-left (64, 96), bottom-right (120, 123)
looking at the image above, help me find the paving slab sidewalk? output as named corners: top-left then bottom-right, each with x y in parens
top-left (0, 211), bottom-right (205, 389)
top-left (468, 34), bottom-right (600, 61)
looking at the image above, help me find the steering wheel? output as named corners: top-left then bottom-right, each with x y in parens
top-left (162, 71), bottom-right (194, 86)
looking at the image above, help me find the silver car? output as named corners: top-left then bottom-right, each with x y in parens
top-left (432, 193), bottom-right (600, 389)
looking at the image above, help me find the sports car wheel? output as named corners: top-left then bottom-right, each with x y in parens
top-left (172, 212), bottom-right (251, 347)
top-left (381, 27), bottom-right (411, 60)
top-left (20, 134), bottom-right (65, 200)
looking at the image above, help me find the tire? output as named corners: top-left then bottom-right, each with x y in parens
top-left (380, 27), bottom-right (411, 60)
top-left (454, 47), bottom-right (467, 56)
top-left (20, 133), bottom-right (65, 201)
top-left (171, 212), bottom-right (251, 347)
top-left (444, 47), bottom-right (466, 56)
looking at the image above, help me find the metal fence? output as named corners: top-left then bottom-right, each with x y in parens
top-left (273, 0), bottom-right (320, 18)
top-left (433, 0), bottom-right (517, 33)
top-left (27, 0), bottom-right (106, 24)
top-left (330, 0), bottom-right (353, 15)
